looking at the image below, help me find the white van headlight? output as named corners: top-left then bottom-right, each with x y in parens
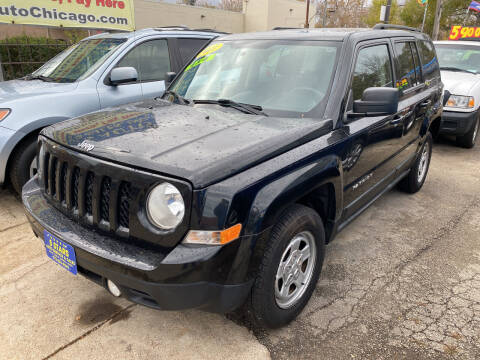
top-left (446, 95), bottom-right (474, 109)
top-left (146, 183), bottom-right (185, 230)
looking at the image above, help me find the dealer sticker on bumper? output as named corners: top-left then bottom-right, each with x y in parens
top-left (43, 230), bottom-right (77, 275)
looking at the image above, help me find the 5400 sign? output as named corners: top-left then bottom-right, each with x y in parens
top-left (449, 26), bottom-right (480, 40)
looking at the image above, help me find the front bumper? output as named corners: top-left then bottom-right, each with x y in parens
top-left (440, 110), bottom-right (478, 136)
top-left (22, 177), bottom-right (252, 313)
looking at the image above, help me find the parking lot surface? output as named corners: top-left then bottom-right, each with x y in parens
top-left (1, 137), bottom-right (479, 359)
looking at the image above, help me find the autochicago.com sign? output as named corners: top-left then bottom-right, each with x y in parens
top-left (0, 0), bottom-right (135, 31)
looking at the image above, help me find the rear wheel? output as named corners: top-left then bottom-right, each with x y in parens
top-left (398, 132), bottom-right (433, 194)
top-left (9, 137), bottom-right (38, 195)
top-left (456, 115), bottom-right (479, 149)
top-left (246, 204), bottom-right (325, 328)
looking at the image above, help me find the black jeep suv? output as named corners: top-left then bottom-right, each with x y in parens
top-left (23, 25), bottom-right (444, 328)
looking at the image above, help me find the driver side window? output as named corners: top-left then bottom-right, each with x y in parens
top-left (116, 39), bottom-right (171, 82)
top-left (352, 44), bottom-right (393, 101)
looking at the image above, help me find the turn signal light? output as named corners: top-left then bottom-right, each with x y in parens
top-left (183, 224), bottom-right (243, 246)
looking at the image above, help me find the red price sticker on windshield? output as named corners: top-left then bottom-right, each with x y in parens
top-left (449, 25), bottom-right (480, 40)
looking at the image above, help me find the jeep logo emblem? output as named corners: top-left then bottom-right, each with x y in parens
top-left (77, 140), bottom-right (95, 152)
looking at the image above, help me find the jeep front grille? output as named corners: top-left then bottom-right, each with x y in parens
top-left (85, 172), bottom-right (94, 217)
top-left (38, 137), bottom-right (192, 247)
top-left (100, 177), bottom-right (111, 223)
top-left (72, 167), bottom-right (80, 210)
top-left (60, 162), bottom-right (68, 203)
top-left (43, 153), bottom-right (132, 234)
top-left (118, 182), bottom-right (131, 229)
top-left (50, 157), bottom-right (58, 197)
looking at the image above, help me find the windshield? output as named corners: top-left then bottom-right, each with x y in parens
top-left (31, 38), bottom-right (126, 83)
top-left (171, 40), bottom-right (340, 117)
top-left (436, 44), bottom-right (480, 74)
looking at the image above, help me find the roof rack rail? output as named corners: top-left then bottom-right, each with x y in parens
top-left (153, 26), bottom-right (191, 31)
top-left (373, 24), bottom-right (421, 32)
top-left (193, 28), bottom-right (230, 34)
top-left (273, 27), bottom-right (302, 30)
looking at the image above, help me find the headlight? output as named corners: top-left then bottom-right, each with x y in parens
top-left (147, 182), bottom-right (185, 230)
top-left (0, 109), bottom-right (11, 121)
top-left (446, 95), bottom-right (474, 109)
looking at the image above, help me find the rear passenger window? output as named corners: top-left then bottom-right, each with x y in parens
top-left (418, 40), bottom-right (440, 81)
top-left (394, 42), bottom-right (420, 91)
top-left (411, 42), bottom-right (422, 83)
top-left (352, 44), bottom-right (393, 101)
top-left (177, 38), bottom-right (211, 65)
top-left (117, 39), bottom-right (171, 82)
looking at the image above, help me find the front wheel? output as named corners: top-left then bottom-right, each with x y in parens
top-left (398, 132), bottom-right (433, 194)
top-left (246, 204), bottom-right (325, 328)
top-left (9, 137), bottom-right (38, 195)
top-left (456, 115), bottom-right (479, 149)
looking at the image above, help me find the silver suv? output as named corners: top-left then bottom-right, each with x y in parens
top-left (0, 27), bottom-right (219, 193)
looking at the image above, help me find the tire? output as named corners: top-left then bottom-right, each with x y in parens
top-left (456, 115), bottom-right (479, 149)
top-left (9, 137), bottom-right (38, 195)
top-left (246, 204), bottom-right (325, 328)
top-left (398, 132), bottom-right (433, 194)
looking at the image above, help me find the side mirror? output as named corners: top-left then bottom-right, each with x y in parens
top-left (443, 89), bottom-right (451, 106)
top-left (165, 71), bottom-right (176, 86)
top-left (109, 67), bottom-right (138, 86)
top-left (353, 87), bottom-right (399, 115)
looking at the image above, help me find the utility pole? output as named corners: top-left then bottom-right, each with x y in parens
top-left (384, 0), bottom-right (392, 23)
top-left (421, 1), bottom-right (428, 32)
top-left (305, 0), bottom-right (310, 28)
top-left (432, 0), bottom-right (442, 39)
top-left (323, 0), bottom-right (328, 27)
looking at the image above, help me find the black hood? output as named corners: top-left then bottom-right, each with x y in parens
top-left (42, 100), bottom-right (333, 188)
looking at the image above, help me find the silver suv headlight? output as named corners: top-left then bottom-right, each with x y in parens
top-left (446, 95), bottom-right (474, 109)
top-left (146, 182), bottom-right (185, 230)
top-left (0, 109), bottom-right (10, 122)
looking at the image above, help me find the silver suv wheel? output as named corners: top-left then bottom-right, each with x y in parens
top-left (275, 231), bottom-right (317, 309)
top-left (29, 156), bottom-right (38, 178)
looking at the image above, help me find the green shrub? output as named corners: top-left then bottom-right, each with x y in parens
top-left (0, 35), bottom-right (72, 80)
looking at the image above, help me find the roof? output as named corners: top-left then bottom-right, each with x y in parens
top-left (84, 27), bottom-right (222, 41)
top-left (434, 40), bottom-right (480, 47)
top-left (216, 28), bottom-right (430, 42)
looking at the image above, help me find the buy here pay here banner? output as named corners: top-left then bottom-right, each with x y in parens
top-left (0, 0), bottom-right (135, 31)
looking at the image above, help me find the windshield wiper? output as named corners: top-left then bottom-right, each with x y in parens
top-left (24, 74), bottom-right (56, 82)
top-left (440, 66), bottom-right (476, 75)
top-left (193, 99), bottom-right (267, 116)
top-left (162, 90), bottom-right (190, 105)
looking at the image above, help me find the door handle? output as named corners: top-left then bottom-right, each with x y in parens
top-left (390, 117), bottom-right (403, 125)
top-left (420, 100), bottom-right (432, 108)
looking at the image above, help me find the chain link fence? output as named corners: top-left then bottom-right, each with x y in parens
top-left (0, 37), bottom-right (72, 81)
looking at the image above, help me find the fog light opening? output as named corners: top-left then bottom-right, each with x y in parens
top-left (107, 279), bottom-right (122, 297)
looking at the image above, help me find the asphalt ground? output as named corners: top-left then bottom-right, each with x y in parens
top-left (0, 136), bottom-right (479, 359)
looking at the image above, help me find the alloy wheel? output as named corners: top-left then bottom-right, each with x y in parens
top-left (417, 141), bottom-right (430, 183)
top-left (275, 231), bottom-right (317, 309)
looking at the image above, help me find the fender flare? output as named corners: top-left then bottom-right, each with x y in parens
top-left (244, 156), bottom-right (342, 237)
top-left (226, 155), bottom-right (343, 283)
